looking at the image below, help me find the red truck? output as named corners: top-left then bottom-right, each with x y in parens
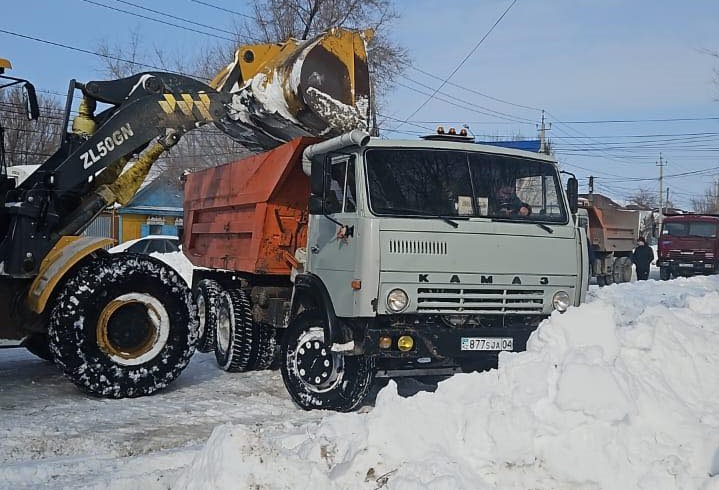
top-left (657, 214), bottom-right (719, 280)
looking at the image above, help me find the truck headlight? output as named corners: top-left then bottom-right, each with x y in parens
top-left (387, 288), bottom-right (409, 312)
top-left (552, 291), bottom-right (571, 312)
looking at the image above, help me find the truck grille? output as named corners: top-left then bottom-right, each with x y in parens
top-left (388, 239), bottom-right (447, 255)
top-left (417, 287), bottom-right (544, 314)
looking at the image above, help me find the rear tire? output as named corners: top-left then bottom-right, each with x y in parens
top-left (214, 289), bottom-right (255, 372)
top-left (280, 311), bottom-right (374, 412)
top-left (252, 324), bottom-right (277, 371)
top-left (660, 267), bottom-right (671, 281)
top-left (194, 279), bottom-right (222, 353)
top-left (613, 257), bottom-right (633, 283)
top-left (48, 254), bottom-right (197, 398)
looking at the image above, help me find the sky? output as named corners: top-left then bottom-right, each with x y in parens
top-left (2, 0), bottom-right (719, 209)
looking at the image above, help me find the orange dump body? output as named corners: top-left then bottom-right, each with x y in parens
top-left (183, 137), bottom-right (320, 275)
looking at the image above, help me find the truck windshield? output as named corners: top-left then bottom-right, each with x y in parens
top-left (365, 148), bottom-right (567, 223)
top-left (663, 221), bottom-right (718, 238)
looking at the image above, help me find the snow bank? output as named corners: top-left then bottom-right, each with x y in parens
top-left (176, 275), bottom-right (719, 490)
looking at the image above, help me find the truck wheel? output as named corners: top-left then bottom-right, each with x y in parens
top-left (613, 257), bottom-right (633, 283)
top-left (214, 289), bottom-right (255, 372)
top-left (194, 279), bottom-right (222, 353)
top-left (251, 324), bottom-right (277, 371)
top-left (281, 311), bottom-right (374, 412)
top-left (48, 254), bottom-right (197, 398)
top-left (660, 267), bottom-right (671, 281)
top-left (22, 334), bottom-right (53, 362)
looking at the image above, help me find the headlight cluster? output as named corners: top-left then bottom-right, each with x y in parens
top-left (552, 291), bottom-right (571, 312)
top-left (386, 288), bottom-right (409, 312)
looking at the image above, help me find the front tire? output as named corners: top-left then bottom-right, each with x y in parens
top-left (22, 334), bottom-right (53, 362)
top-left (48, 254), bottom-right (197, 398)
top-left (660, 267), bottom-right (671, 281)
top-left (280, 311), bottom-right (374, 412)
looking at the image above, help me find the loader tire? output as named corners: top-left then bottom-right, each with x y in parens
top-left (48, 253), bottom-right (197, 398)
top-left (194, 279), bottom-right (222, 353)
top-left (22, 334), bottom-right (53, 362)
top-left (214, 289), bottom-right (255, 372)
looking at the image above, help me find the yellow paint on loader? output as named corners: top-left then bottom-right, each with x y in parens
top-left (27, 236), bottom-right (115, 314)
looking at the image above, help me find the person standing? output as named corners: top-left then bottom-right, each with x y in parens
top-left (632, 236), bottom-right (654, 280)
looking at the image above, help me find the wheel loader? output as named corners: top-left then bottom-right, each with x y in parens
top-left (0, 28), bottom-right (372, 397)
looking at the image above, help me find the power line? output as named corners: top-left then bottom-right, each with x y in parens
top-left (396, 0), bottom-right (518, 129)
top-left (407, 65), bottom-right (542, 112)
top-left (188, 0), bottom-right (260, 21)
top-left (552, 116), bottom-right (719, 124)
top-left (393, 79), bottom-right (533, 125)
top-left (0, 28), bottom-right (195, 77)
top-left (400, 75), bottom-right (534, 124)
top-left (80, 0), bottom-right (236, 42)
top-left (114, 0), bottom-right (249, 38)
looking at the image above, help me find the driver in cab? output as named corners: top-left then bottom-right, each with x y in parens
top-left (496, 184), bottom-right (531, 217)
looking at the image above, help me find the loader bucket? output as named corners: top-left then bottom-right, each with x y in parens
top-left (212, 28), bottom-right (373, 150)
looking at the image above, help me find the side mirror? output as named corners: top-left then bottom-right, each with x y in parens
top-left (308, 195), bottom-right (324, 215)
top-left (566, 177), bottom-right (578, 215)
top-left (22, 82), bottom-right (39, 120)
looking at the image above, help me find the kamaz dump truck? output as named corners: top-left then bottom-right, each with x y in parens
top-left (184, 129), bottom-right (589, 411)
top-left (577, 194), bottom-right (640, 285)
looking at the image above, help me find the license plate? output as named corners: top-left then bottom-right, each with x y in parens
top-left (461, 337), bottom-right (514, 351)
top-left (679, 263), bottom-right (693, 268)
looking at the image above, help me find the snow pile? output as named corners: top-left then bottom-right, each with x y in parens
top-left (176, 276), bottom-right (719, 490)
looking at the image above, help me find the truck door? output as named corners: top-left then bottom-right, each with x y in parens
top-left (307, 155), bottom-right (358, 317)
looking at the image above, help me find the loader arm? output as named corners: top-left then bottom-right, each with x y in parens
top-left (0, 28), bottom-right (371, 278)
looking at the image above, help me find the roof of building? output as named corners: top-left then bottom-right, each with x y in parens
top-left (119, 173), bottom-right (183, 215)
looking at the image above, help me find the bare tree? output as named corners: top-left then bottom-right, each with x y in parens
top-left (626, 188), bottom-right (658, 210)
top-left (245, 0), bottom-right (408, 97)
top-left (0, 88), bottom-right (62, 167)
top-left (690, 185), bottom-right (719, 213)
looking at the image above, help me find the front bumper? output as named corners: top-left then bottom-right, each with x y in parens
top-left (656, 259), bottom-right (716, 275)
top-left (359, 316), bottom-right (543, 362)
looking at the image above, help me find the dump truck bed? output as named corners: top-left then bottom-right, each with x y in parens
top-left (183, 137), bottom-right (318, 275)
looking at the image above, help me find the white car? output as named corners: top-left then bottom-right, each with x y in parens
top-left (109, 235), bottom-right (181, 255)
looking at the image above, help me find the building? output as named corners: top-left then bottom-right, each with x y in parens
top-left (117, 173), bottom-right (183, 243)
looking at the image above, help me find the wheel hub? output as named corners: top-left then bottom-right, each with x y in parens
top-left (293, 328), bottom-right (343, 393)
top-left (96, 293), bottom-right (170, 366)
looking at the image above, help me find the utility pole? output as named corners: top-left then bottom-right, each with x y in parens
top-left (538, 110), bottom-right (551, 154)
top-left (657, 154), bottom-right (665, 225)
top-left (715, 178), bottom-right (719, 212)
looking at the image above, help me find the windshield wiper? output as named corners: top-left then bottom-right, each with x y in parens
top-left (436, 216), bottom-right (460, 228)
top-left (535, 223), bottom-right (554, 234)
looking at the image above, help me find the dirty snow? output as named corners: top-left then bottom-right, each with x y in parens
top-left (2, 273), bottom-right (719, 490)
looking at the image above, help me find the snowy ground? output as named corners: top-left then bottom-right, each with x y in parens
top-left (2, 256), bottom-right (719, 489)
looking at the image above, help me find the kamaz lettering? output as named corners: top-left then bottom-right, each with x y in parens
top-left (80, 123), bottom-right (134, 169)
top-left (417, 273), bottom-right (550, 285)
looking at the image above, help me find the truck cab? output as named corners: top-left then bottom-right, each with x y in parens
top-left (305, 134), bottom-right (588, 371)
top-left (657, 214), bottom-right (719, 279)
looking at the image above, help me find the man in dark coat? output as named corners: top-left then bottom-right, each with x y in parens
top-left (632, 236), bottom-right (654, 280)
top-left (496, 185), bottom-right (531, 217)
